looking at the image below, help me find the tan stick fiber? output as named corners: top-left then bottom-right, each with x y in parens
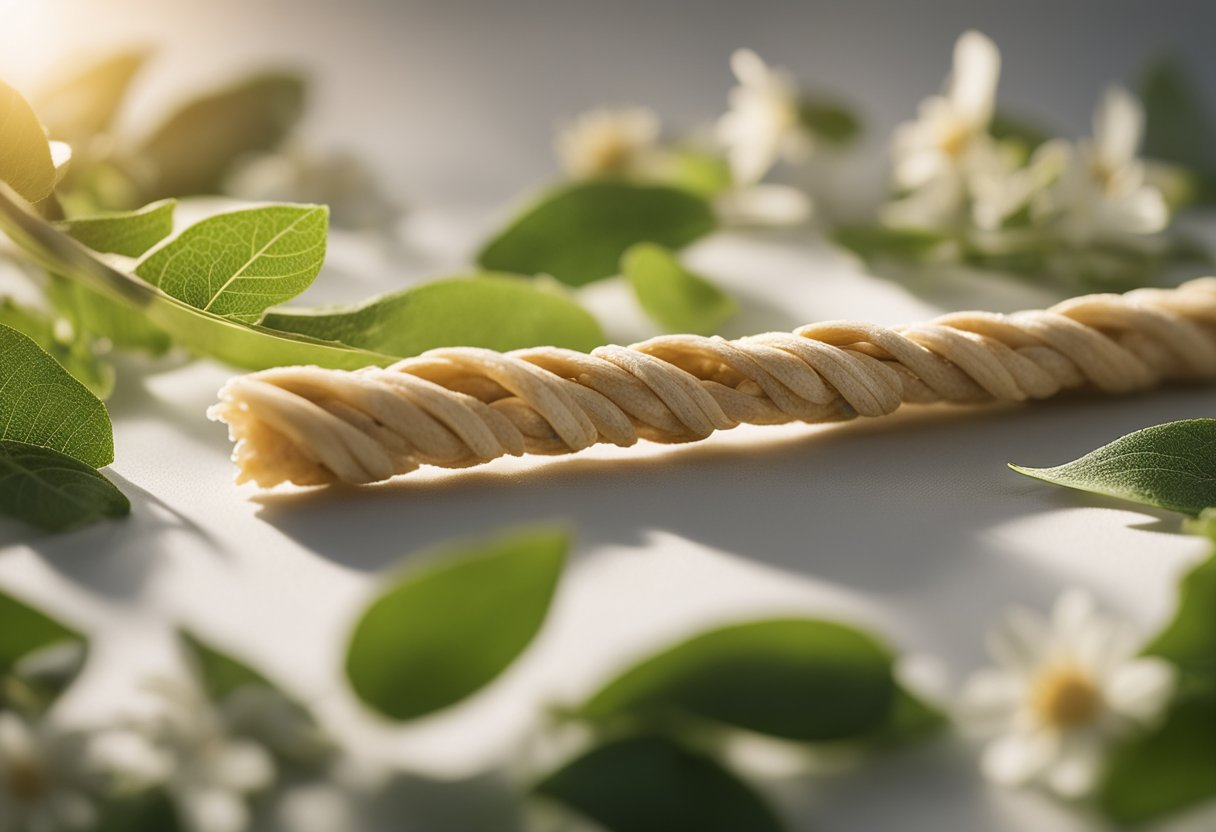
top-left (210, 279), bottom-right (1216, 487)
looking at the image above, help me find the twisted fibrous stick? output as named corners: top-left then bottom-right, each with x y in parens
top-left (210, 278), bottom-right (1216, 487)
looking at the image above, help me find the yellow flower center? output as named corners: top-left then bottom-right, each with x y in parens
top-left (585, 134), bottom-right (636, 175)
top-left (1031, 665), bottom-right (1103, 728)
top-left (937, 118), bottom-right (972, 159)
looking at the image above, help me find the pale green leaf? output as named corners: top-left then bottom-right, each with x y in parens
top-left (0, 323), bottom-right (113, 466)
top-left (35, 49), bottom-right (149, 142)
top-left (0, 299), bottom-right (114, 398)
top-left (579, 618), bottom-right (897, 742)
top-left (0, 440), bottom-right (128, 531)
top-left (832, 224), bottom-right (949, 262)
top-left (46, 275), bottom-right (171, 355)
top-left (1144, 554), bottom-right (1216, 685)
top-left (535, 734), bottom-right (783, 832)
top-left (59, 198), bottom-right (175, 257)
top-left (346, 528), bottom-right (567, 721)
top-left (135, 204), bottom-right (328, 323)
top-left (0, 79), bottom-right (57, 203)
top-left (264, 274), bottom-right (605, 355)
top-left (478, 181), bottom-right (716, 286)
top-left (665, 149), bottom-right (733, 196)
top-left (1009, 419), bottom-right (1216, 516)
top-left (622, 244), bottom-right (736, 335)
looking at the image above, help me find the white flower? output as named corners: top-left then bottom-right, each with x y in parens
top-left (716, 49), bottom-right (811, 185)
top-left (1033, 86), bottom-right (1169, 246)
top-left (713, 183), bottom-right (812, 226)
top-left (0, 712), bottom-right (98, 832)
top-left (555, 107), bottom-right (661, 180)
top-left (960, 591), bottom-right (1176, 798)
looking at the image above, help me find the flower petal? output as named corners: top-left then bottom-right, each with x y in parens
top-left (981, 728), bottom-right (1058, 786)
top-left (958, 668), bottom-right (1023, 734)
top-left (1106, 658), bottom-right (1176, 722)
top-left (178, 787), bottom-right (251, 832)
top-left (208, 740), bottom-right (275, 793)
top-left (987, 606), bottom-right (1049, 676)
top-left (949, 30), bottom-right (1000, 126)
top-left (1094, 86), bottom-right (1144, 169)
top-left (1046, 733), bottom-right (1104, 798)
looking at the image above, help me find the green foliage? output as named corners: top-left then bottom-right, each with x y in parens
top-left (0, 440), bottom-right (129, 531)
top-left (832, 224), bottom-right (949, 262)
top-left (478, 181), bottom-right (716, 286)
top-left (535, 734), bottom-right (784, 832)
top-left (1141, 58), bottom-right (1216, 205)
top-left (264, 274), bottom-right (606, 356)
top-left (135, 72), bottom-right (306, 201)
top-left (666, 149), bottom-right (734, 196)
top-left (622, 244), bottom-right (736, 335)
top-left (799, 97), bottom-right (861, 145)
top-left (0, 79), bottom-right (57, 203)
top-left (46, 275), bottom-right (172, 355)
top-left (95, 789), bottom-right (183, 832)
top-left (0, 298), bottom-right (114, 398)
top-left (1144, 554), bottom-right (1216, 688)
top-left (34, 49), bottom-right (149, 143)
top-left (0, 588), bottom-right (83, 678)
top-left (59, 198), bottom-right (175, 257)
top-left (579, 618), bottom-right (898, 742)
top-left (1009, 419), bottom-right (1216, 516)
top-left (180, 630), bottom-right (275, 701)
top-left (346, 528), bottom-right (567, 721)
top-left (0, 323), bottom-right (113, 467)
top-left (135, 204), bottom-right (328, 324)
top-left (989, 112), bottom-right (1053, 154)
top-left (0, 587), bottom-right (86, 712)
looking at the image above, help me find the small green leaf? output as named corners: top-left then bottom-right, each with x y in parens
top-left (666, 149), bottom-right (733, 196)
top-left (35, 49), bottom-right (149, 142)
top-left (59, 199), bottom-right (175, 257)
top-left (0, 79), bottom-right (57, 203)
top-left (0, 440), bottom-right (129, 531)
top-left (0, 588), bottom-right (83, 680)
top-left (1098, 691), bottom-right (1216, 824)
top-left (0, 323), bottom-right (113, 466)
top-left (136, 72), bottom-right (306, 201)
top-left (579, 618), bottom-right (896, 742)
top-left (535, 734), bottom-right (783, 832)
top-left (179, 630), bottom-right (274, 702)
top-left (1185, 508), bottom-right (1216, 541)
top-left (1009, 419), bottom-right (1216, 516)
top-left (346, 528), bottom-right (567, 721)
top-left (799, 97), bottom-right (861, 145)
top-left (264, 274), bottom-right (606, 355)
top-left (46, 275), bottom-right (171, 355)
top-left (478, 182), bottom-right (716, 286)
top-left (832, 224), bottom-right (949, 262)
top-left (989, 112), bottom-right (1053, 153)
top-left (135, 204), bottom-right (328, 323)
top-left (1144, 554), bottom-right (1216, 686)
top-left (622, 244), bottom-right (737, 335)
top-left (1141, 58), bottom-right (1216, 204)
top-left (0, 299), bottom-right (114, 398)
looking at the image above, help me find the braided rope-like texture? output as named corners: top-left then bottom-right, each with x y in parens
top-left (210, 278), bottom-right (1216, 487)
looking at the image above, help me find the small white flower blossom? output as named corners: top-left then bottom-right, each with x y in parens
top-left (555, 107), bottom-right (661, 180)
top-left (0, 712), bottom-right (102, 832)
top-left (960, 590), bottom-right (1176, 799)
top-left (717, 49), bottom-right (811, 185)
top-left (1033, 86), bottom-right (1169, 246)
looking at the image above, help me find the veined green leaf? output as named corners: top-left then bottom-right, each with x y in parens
top-left (799, 97), bottom-right (861, 145)
top-left (0, 323), bottom-right (113, 466)
top-left (622, 244), bottom-right (736, 335)
top-left (35, 49), bottom-right (150, 142)
top-left (1009, 419), bottom-right (1216, 516)
top-left (264, 274), bottom-right (605, 355)
top-left (535, 734), bottom-right (783, 832)
top-left (0, 79), bottom-right (57, 203)
top-left (832, 224), bottom-right (949, 262)
top-left (1144, 554), bottom-right (1216, 686)
top-left (135, 204), bottom-right (328, 324)
top-left (346, 528), bottom-right (567, 721)
top-left (478, 181), bottom-right (716, 286)
top-left (60, 199), bottom-right (175, 257)
top-left (0, 440), bottom-right (128, 531)
top-left (579, 618), bottom-right (896, 742)
top-left (1141, 58), bottom-right (1216, 204)
top-left (0, 299), bottom-right (114, 398)
top-left (136, 72), bottom-right (306, 201)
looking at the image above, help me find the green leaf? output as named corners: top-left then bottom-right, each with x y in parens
top-left (0, 440), bottom-right (129, 531)
top-left (1144, 554), bottom-right (1216, 686)
top-left (535, 734), bottom-right (783, 832)
top-left (799, 97), bottom-right (861, 145)
top-left (832, 224), bottom-right (949, 262)
top-left (0, 299), bottom-right (114, 398)
top-left (1097, 691), bottom-right (1216, 824)
top-left (478, 182), bottom-right (716, 286)
top-left (179, 630), bottom-right (274, 701)
top-left (875, 685), bottom-right (947, 746)
top-left (95, 789), bottom-right (183, 832)
top-left (135, 204), bottom-right (328, 324)
top-left (35, 49), bottom-right (149, 142)
top-left (0, 587), bottom-right (83, 679)
top-left (579, 618), bottom-right (896, 742)
top-left (0, 79), bottom-right (57, 203)
top-left (1185, 508), bottom-right (1216, 541)
top-left (46, 275), bottom-right (171, 355)
top-left (264, 274), bottom-right (606, 355)
top-left (1009, 419), bottom-right (1216, 516)
top-left (665, 149), bottom-right (733, 196)
top-left (0, 323), bottom-right (113, 466)
top-left (622, 244), bottom-right (736, 335)
top-left (59, 198), bottom-right (175, 257)
top-left (989, 112), bottom-right (1053, 153)
top-left (1141, 58), bottom-right (1216, 204)
top-left (346, 528), bottom-right (567, 721)
top-left (136, 72), bottom-right (306, 201)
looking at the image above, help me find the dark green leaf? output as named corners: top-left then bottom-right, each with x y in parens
top-left (0, 79), bottom-right (57, 203)
top-left (1144, 554), bottom-right (1216, 686)
top-left (832, 224), bottom-right (948, 262)
top-left (0, 587), bottom-right (83, 679)
top-left (0, 323), bottom-right (113, 466)
top-left (136, 72), bottom-right (306, 201)
top-left (346, 528), bottom-right (567, 721)
top-left (135, 204), bottom-right (328, 323)
top-left (478, 182), bottom-right (716, 286)
top-left (1098, 691), bottom-right (1216, 824)
top-left (0, 440), bottom-right (129, 531)
top-left (1141, 58), bottom-right (1216, 204)
top-left (799, 97), bottom-right (861, 145)
top-left (264, 274), bottom-right (605, 355)
top-left (59, 198), bottom-right (175, 257)
top-left (35, 49), bottom-right (149, 142)
top-left (874, 685), bottom-right (947, 746)
top-left (622, 243), bottom-right (736, 335)
top-left (1009, 419), bottom-right (1216, 516)
top-left (579, 618), bottom-right (896, 742)
top-left (535, 734), bottom-right (783, 832)
top-left (0, 298), bottom-right (114, 398)
top-left (95, 789), bottom-right (183, 832)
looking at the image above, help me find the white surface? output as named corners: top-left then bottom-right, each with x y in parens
top-left (2, 217), bottom-right (1215, 831)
